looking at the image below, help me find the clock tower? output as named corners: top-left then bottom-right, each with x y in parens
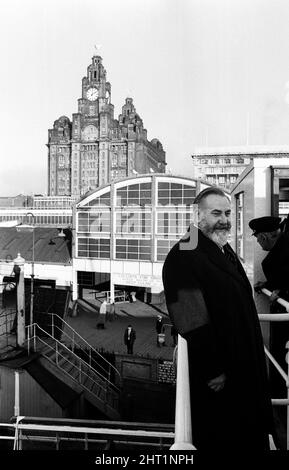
top-left (47, 54), bottom-right (166, 197)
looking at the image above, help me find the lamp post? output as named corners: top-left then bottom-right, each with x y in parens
top-left (13, 253), bottom-right (25, 347)
top-left (16, 212), bottom-right (35, 332)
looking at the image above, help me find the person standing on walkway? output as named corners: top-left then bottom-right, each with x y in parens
top-left (97, 300), bottom-right (107, 329)
top-left (124, 324), bottom-right (136, 354)
top-left (156, 315), bottom-right (164, 346)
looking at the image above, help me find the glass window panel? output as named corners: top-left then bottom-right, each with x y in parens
top-left (140, 253), bottom-right (150, 260)
top-left (128, 245), bottom-right (138, 252)
top-left (141, 183), bottom-right (151, 189)
top-left (128, 239), bottom-right (138, 246)
top-left (128, 199), bottom-right (139, 205)
top-left (116, 245), bottom-right (126, 252)
top-left (158, 182), bottom-right (169, 189)
top-left (128, 184), bottom-right (138, 191)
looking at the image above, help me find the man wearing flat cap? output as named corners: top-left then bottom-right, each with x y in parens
top-left (249, 216), bottom-right (288, 300)
top-left (249, 215), bottom-right (289, 400)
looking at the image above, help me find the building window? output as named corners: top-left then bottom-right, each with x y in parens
top-left (156, 239), bottom-right (178, 261)
top-left (115, 239), bottom-right (151, 260)
top-left (116, 211), bottom-right (151, 235)
top-left (116, 183), bottom-right (152, 207)
top-left (78, 237), bottom-right (110, 258)
top-left (157, 182), bottom-right (196, 206)
top-left (83, 191), bottom-right (111, 207)
top-left (78, 211), bottom-right (110, 233)
top-left (157, 211), bottom-right (191, 236)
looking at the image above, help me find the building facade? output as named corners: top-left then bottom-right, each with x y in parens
top-left (73, 174), bottom-right (211, 302)
top-left (47, 55), bottom-right (166, 197)
top-left (191, 146), bottom-right (253, 189)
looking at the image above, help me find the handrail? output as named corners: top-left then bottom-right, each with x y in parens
top-left (25, 323), bottom-right (120, 395)
top-left (46, 313), bottom-right (121, 381)
top-left (260, 287), bottom-right (289, 314)
top-left (0, 419), bottom-right (174, 450)
top-left (25, 324), bottom-right (120, 416)
top-left (257, 288), bottom-right (289, 451)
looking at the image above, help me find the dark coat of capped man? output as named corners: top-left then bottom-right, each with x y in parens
top-left (249, 216), bottom-right (289, 299)
top-left (163, 208), bottom-right (274, 450)
top-left (249, 215), bottom-right (289, 399)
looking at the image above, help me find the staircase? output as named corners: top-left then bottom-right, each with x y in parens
top-left (25, 321), bottom-right (121, 420)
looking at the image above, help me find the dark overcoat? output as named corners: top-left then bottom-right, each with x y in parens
top-left (261, 232), bottom-right (289, 397)
top-left (162, 228), bottom-right (273, 449)
top-left (262, 232), bottom-right (289, 296)
top-left (124, 328), bottom-right (136, 346)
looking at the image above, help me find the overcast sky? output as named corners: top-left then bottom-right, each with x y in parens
top-left (1, 0), bottom-right (289, 196)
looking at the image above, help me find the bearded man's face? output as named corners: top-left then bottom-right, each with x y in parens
top-left (198, 194), bottom-right (231, 247)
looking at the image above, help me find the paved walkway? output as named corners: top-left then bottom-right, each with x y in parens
top-left (64, 300), bottom-right (175, 361)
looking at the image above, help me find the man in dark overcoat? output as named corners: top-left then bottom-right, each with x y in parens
top-left (249, 216), bottom-right (289, 399)
top-left (162, 187), bottom-right (273, 450)
top-left (124, 325), bottom-right (136, 355)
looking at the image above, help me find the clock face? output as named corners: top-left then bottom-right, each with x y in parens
top-left (86, 87), bottom-right (98, 101)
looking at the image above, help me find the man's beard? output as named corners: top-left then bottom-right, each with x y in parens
top-left (199, 219), bottom-right (231, 247)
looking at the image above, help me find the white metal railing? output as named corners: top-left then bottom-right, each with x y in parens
top-left (25, 323), bottom-right (120, 412)
top-left (258, 288), bottom-right (289, 450)
top-left (93, 289), bottom-right (129, 303)
top-left (171, 288), bottom-right (289, 451)
top-left (0, 418), bottom-right (174, 450)
top-left (46, 313), bottom-right (121, 384)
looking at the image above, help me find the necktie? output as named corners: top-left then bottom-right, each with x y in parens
top-left (223, 245), bottom-right (237, 266)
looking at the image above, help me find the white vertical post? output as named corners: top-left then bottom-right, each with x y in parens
top-left (285, 341), bottom-right (289, 450)
top-left (30, 224), bottom-right (35, 332)
top-left (170, 335), bottom-right (196, 450)
top-left (110, 274), bottom-right (115, 304)
top-left (14, 371), bottom-right (20, 417)
top-left (72, 269), bottom-right (78, 301)
top-left (16, 269), bottom-right (25, 347)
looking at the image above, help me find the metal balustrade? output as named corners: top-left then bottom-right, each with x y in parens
top-left (45, 312), bottom-right (121, 384)
top-left (0, 417), bottom-right (174, 450)
top-left (259, 288), bottom-right (289, 450)
top-left (25, 323), bottom-right (120, 415)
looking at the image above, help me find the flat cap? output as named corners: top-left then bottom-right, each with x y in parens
top-left (248, 216), bottom-right (282, 235)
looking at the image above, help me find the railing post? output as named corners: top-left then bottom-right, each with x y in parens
top-left (79, 362), bottom-right (82, 383)
top-left (89, 350), bottom-right (91, 368)
top-left (170, 335), bottom-right (196, 450)
top-left (33, 324), bottom-right (36, 352)
top-left (72, 332), bottom-right (75, 353)
top-left (27, 325), bottom-right (30, 355)
top-left (52, 314), bottom-right (55, 339)
top-left (55, 342), bottom-right (58, 366)
top-left (14, 371), bottom-right (20, 417)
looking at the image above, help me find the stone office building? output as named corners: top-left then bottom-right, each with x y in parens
top-left (47, 55), bottom-right (166, 197)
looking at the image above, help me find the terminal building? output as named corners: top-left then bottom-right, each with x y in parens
top-left (0, 175), bottom-right (211, 302)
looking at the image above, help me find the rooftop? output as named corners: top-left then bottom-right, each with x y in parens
top-left (192, 145), bottom-right (289, 156)
top-left (0, 227), bottom-right (71, 264)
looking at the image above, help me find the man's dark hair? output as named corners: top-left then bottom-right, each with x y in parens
top-left (194, 187), bottom-right (230, 206)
